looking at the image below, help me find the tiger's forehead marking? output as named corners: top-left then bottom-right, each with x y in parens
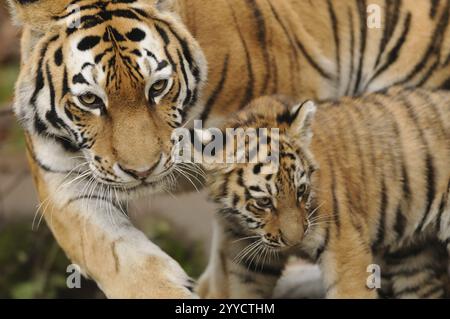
top-left (66, 21), bottom-right (170, 93)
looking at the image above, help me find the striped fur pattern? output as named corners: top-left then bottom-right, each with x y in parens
top-left (11, 0), bottom-right (207, 192)
top-left (195, 0), bottom-right (450, 123)
top-left (200, 89), bottom-right (450, 298)
top-left (8, 0), bottom-right (450, 298)
top-left (8, 0), bottom-right (208, 298)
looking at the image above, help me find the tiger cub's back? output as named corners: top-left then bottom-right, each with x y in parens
top-left (311, 87), bottom-right (450, 248)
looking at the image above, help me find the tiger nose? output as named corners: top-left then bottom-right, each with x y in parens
top-left (119, 165), bottom-right (154, 179)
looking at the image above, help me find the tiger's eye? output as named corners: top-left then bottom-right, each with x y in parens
top-left (298, 184), bottom-right (307, 197)
top-left (255, 197), bottom-right (273, 209)
top-left (149, 79), bottom-right (168, 99)
top-left (79, 93), bottom-right (102, 107)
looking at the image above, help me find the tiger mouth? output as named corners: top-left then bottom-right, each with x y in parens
top-left (261, 240), bottom-right (283, 249)
top-left (91, 166), bottom-right (176, 192)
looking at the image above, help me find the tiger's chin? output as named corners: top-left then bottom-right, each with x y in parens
top-left (90, 168), bottom-right (177, 200)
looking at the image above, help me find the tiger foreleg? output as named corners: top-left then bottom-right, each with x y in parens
top-left (27, 142), bottom-right (196, 299)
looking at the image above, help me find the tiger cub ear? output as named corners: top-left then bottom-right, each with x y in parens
top-left (289, 100), bottom-right (317, 147)
top-left (7, 0), bottom-right (71, 31)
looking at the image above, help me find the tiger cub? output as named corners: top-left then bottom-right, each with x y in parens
top-left (196, 88), bottom-right (450, 299)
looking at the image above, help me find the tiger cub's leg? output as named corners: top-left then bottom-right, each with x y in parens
top-left (382, 241), bottom-right (449, 299)
top-left (320, 229), bottom-right (377, 299)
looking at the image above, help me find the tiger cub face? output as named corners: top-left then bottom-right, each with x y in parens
top-left (204, 97), bottom-right (317, 250)
top-left (10, 0), bottom-right (206, 192)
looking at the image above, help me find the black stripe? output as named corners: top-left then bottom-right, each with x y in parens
top-left (401, 165), bottom-right (412, 199)
top-left (33, 115), bottom-right (47, 135)
top-left (176, 49), bottom-right (192, 110)
top-left (15, 0), bottom-right (39, 4)
top-left (77, 36), bottom-right (101, 51)
top-left (421, 285), bottom-right (445, 299)
top-left (155, 24), bottom-right (170, 45)
top-left (295, 37), bottom-right (333, 80)
top-left (249, 186), bottom-right (263, 192)
top-left (394, 205), bottom-right (407, 240)
top-left (330, 160), bottom-right (341, 236)
top-left (345, 8), bottom-right (355, 95)
top-left (394, 0), bottom-right (450, 86)
top-left (200, 55), bottom-right (229, 122)
top-left (430, 0), bottom-right (440, 19)
top-left (372, 181), bottom-right (387, 249)
top-left (110, 9), bottom-right (141, 21)
top-left (384, 242), bottom-right (431, 263)
top-left (436, 189), bottom-right (448, 235)
top-left (153, 19), bottom-right (200, 81)
top-left (126, 28), bottom-right (146, 42)
top-left (45, 64), bottom-right (79, 152)
top-left (416, 155), bottom-right (437, 232)
top-left (374, 0), bottom-right (401, 68)
top-left (62, 67), bottom-right (69, 97)
top-left (72, 73), bottom-right (89, 85)
top-left (45, 64), bottom-right (62, 130)
top-left (327, 0), bottom-right (341, 84)
top-left (54, 47), bottom-right (63, 66)
top-left (386, 267), bottom-right (431, 278)
top-left (103, 26), bottom-right (123, 42)
top-left (237, 168), bottom-right (245, 187)
top-left (399, 94), bottom-right (436, 234)
top-left (353, 0), bottom-right (367, 94)
top-left (228, 3), bottom-right (254, 109)
top-left (315, 227), bottom-right (330, 261)
top-left (247, 0), bottom-right (270, 94)
top-left (395, 278), bottom-right (435, 296)
top-left (30, 35), bottom-right (59, 108)
top-left (365, 13), bottom-right (411, 90)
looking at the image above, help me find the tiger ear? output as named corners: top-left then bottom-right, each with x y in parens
top-left (289, 100), bottom-right (317, 147)
top-left (7, 0), bottom-right (71, 31)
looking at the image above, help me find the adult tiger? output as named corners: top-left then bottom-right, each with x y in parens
top-left (7, 0), bottom-right (450, 298)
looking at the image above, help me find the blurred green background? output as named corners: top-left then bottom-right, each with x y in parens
top-left (0, 0), bottom-right (207, 299)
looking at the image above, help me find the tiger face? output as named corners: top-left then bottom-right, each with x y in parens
top-left (205, 97), bottom-right (318, 250)
top-left (11, 0), bottom-right (206, 191)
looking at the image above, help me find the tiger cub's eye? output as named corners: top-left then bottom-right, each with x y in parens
top-left (78, 93), bottom-right (103, 108)
top-left (255, 197), bottom-right (273, 209)
top-left (297, 184), bottom-right (307, 198)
